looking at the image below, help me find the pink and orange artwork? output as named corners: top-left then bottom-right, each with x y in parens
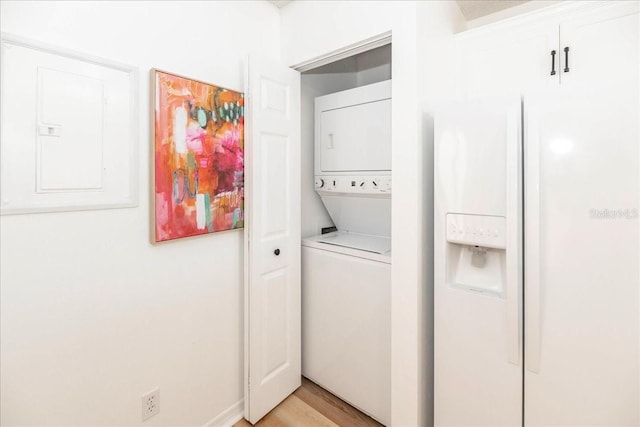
top-left (152, 70), bottom-right (244, 242)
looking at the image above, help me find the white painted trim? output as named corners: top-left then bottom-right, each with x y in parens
top-left (203, 399), bottom-right (244, 427)
top-left (1, 32), bottom-right (138, 72)
top-left (0, 32), bottom-right (139, 215)
top-left (243, 56), bottom-right (252, 423)
top-left (291, 31), bottom-right (391, 72)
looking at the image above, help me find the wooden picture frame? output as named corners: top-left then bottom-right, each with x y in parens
top-left (151, 69), bottom-right (244, 243)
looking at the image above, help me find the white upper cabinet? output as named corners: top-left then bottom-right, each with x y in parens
top-left (559, 1), bottom-right (639, 89)
top-left (456, 1), bottom-right (639, 98)
top-left (456, 24), bottom-right (559, 99)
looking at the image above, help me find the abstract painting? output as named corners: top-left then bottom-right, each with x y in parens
top-left (152, 70), bottom-right (244, 242)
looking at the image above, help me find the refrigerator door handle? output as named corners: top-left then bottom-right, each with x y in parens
top-left (525, 104), bottom-right (542, 374)
top-left (506, 100), bottom-right (523, 366)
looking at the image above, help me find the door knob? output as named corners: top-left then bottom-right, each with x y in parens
top-left (274, 249), bottom-right (280, 256)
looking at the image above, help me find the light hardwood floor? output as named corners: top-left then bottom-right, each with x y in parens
top-left (234, 377), bottom-right (384, 427)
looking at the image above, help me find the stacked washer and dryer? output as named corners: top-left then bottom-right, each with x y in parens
top-left (302, 79), bottom-right (391, 425)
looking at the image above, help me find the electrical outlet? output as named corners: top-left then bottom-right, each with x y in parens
top-left (141, 388), bottom-right (159, 421)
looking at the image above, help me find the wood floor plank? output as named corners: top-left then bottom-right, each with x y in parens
top-left (270, 395), bottom-right (339, 427)
top-left (234, 418), bottom-right (253, 427)
top-left (294, 377), bottom-right (384, 427)
top-left (234, 377), bottom-right (384, 427)
top-left (234, 394), bottom-right (338, 427)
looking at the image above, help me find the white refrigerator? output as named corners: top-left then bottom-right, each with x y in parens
top-left (434, 55), bottom-right (639, 427)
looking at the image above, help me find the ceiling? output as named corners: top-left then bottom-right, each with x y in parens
top-left (269, 0), bottom-right (292, 8)
top-left (268, 0), bottom-right (531, 21)
top-left (456, 0), bottom-right (530, 20)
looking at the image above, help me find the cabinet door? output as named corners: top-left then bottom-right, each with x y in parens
top-left (559, 2), bottom-right (639, 89)
top-left (457, 24), bottom-right (559, 99)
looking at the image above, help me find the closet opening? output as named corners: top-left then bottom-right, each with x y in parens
top-left (298, 42), bottom-right (393, 425)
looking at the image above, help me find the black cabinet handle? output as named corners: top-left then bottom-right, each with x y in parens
top-left (550, 50), bottom-right (557, 76)
top-left (274, 249), bottom-right (280, 256)
top-left (563, 46), bottom-right (570, 73)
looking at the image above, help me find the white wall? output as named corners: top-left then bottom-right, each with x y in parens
top-left (281, 2), bottom-right (463, 425)
top-left (356, 44), bottom-right (392, 86)
top-left (0, 1), bottom-right (280, 426)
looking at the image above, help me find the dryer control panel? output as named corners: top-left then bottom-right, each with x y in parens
top-left (315, 175), bottom-right (391, 195)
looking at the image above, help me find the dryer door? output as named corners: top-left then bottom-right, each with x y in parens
top-left (319, 98), bottom-right (391, 172)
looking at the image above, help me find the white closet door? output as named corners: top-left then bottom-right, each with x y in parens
top-left (244, 56), bottom-right (301, 424)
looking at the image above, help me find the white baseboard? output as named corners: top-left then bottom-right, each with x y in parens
top-left (204, 399), bottom-right (244, 427)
